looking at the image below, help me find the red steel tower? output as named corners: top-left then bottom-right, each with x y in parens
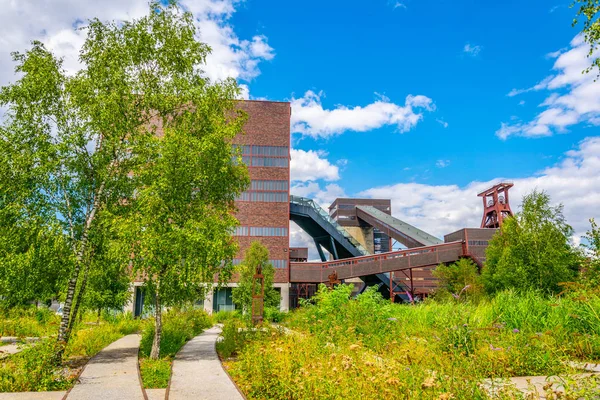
top-left (478, 183), bottom-right (514, 228)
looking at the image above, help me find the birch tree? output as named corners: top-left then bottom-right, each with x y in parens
top-left (0, 1), bottom-right (239, 351)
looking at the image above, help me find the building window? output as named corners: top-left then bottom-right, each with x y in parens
top-left (232, 145), bottom-right (289, 168)
top-left (236, 191), bottom-right (288, 202)
top-left (232, 259), bottom-right (288, 269)
top-left (213, 288), bottom-right (235, 312)
top-left (250, 227), bottom-right (288, 237)
top-left (236, 180), bottom-right (289, 203)
top-left (251, 180), bottom-right (288, 191)
top-left (233, 226), bottom-right (288, 237)
top-left (233, 226), bottom-right (248, 236)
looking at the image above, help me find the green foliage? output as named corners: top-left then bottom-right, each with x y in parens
top-left (82, 222), bottom-right (132, 314)
top-left (232, 241), bottom-right (280, 313)
top-left (139, 358), bottom-right (171, 389)
top-left (581, 218), bottom-right (600, 288)
top-left (573, 0), bottom-right (600, 75)
top-left (0, 306), bottom-right (59, 337)
top-left (216, 318), bottom-right (264, 359)
top-left (433, 258), bottom-right (484, 302)
top-left (0, 312), bottom-right (143, 392)
top-left (140, 309), bottom-right (212, 358)
top-left (482, 190), bottom-right (581, 295)
top-left (221, 285), bottom-right (600, 399)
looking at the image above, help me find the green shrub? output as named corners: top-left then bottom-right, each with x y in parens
top-left (264, 306), bottom-right (285, 323)
top-left (222, 285), bottom-right (600, 399)
top-left (0, 306), bottom-right (59, 337)
top-left (140, 309), bottom-right (211, 358)
top-left (139, 358), bottom-right (171, 388)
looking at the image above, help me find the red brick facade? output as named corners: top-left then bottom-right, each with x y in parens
top-left (232, 100), bottom-right (291, 283)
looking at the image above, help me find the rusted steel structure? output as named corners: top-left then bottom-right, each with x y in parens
top-left (478, 182), bottom-right (514, 229)
top-left (251, 264), bottom-right (265, 325)
top-left (289, 228), bottom-right (495, 296)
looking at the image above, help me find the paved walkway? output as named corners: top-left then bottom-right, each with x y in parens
top-left (169, 326), bottom-right (243, 400)
top-left (67, 334), bottom-right (144, 400)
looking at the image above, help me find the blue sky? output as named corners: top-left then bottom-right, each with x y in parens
top-left (233, 0), bottom-right (589, 189)
top-left (0, 0), bottom-right (599, 252)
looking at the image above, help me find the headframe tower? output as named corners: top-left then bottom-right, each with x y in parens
top-left (478, 183), bottom-right (514, 228)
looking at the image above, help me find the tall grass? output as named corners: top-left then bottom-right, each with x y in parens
top-left (221, 285), bottom-right (600, 399)
top-left (0, 312), bottom-right (143, 392)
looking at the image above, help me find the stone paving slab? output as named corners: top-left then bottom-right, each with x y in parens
top-left (0, 392), bottom-right (66, 399)
top-left (67, 334), bottom-right (144, 400)
top-left (484, 373), bottom-right (598, 399)
top-left (169, 326), bottom-right (243, 400)
top-left (145, 388), bottom-right (166, 400)
top-left (0, 343), bottom-right (27, 359)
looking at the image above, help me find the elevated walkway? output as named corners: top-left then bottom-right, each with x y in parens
top-left (290, 195), bottom-right (368, 261)
top-left (290, 241), bottom-right (464, 283)
top-left (355, 205), bottom-right (443, 248)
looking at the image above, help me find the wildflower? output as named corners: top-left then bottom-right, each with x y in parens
top-left (386, 377), bottom-right (400, 385)
top-left (513, 328), bottom-right (520, 333)
top-left (489, 344), bottom-right (503, 351)
top-left (422, 376), bottom-right (436, 389)
top-left (349, 344), bottom-right (360, 351)
top-left (436, 394), bottom-right (455, 400)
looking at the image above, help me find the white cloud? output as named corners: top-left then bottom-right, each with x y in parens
top-left (359, 136), bottom-right (600, 243)
top-left (519, 100), bottom-right (526, 106)
top-left (290, 149), bottom-right (340, 182)
top-left (0, 0), bottom-right (274, 89)
top-left (463, 43), bottom-right (482, 56)
top-left (499, 35), bottom-right (600, 139)
top-left (291, 182), bottom-right (346, 209)
top-left (435, 159), bottom-right (450, 168)
top-left (291, 90), bottom-right (435, 138)
top-left (436, 118), bottom-right (449, 128)
top-left (393, 2), bottom-right (407, 9)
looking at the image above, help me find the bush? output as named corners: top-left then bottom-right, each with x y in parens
top-left (264, 306), bottom-right (285, 323)
top-left (0, 306), bottom-right (59, 337)
top-left (222, 284), bottom-right (600, 399)
top-left (139, 358), bottom-right (171, 388)
top-left (140, 309), bottom-right (211, 358)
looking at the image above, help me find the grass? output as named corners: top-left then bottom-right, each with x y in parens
top-left (0, 306), bottom-right (60, 338)
top-left (139, 308), bottom-right (212, 388)
top-left (0, 311), bottom-right (143, 392)
top-left (218, 285), bottom-right (600, 399)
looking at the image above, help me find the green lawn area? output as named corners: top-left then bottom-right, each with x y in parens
top-left (217, 285), bottom-right (600, 399)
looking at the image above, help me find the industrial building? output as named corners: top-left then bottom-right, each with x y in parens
top-left (131, 100), bottom-right (513, 315)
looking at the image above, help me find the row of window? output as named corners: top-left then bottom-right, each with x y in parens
top-left (250, 157), bottom-right (288, 167)
top-left (251, 180), bottom-right (288, 191)
top-left (233, 226), bottom-right (289, 237)
top-left (233, 145), bottom-right (288, 156)
top-left (468, 240), bottom-right (489, 246)
top-left (232, 259), bottom-right (288, 269)
top-left (236, 191), bottom-right (288, 202)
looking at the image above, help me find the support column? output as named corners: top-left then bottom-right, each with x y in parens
top-left (314, 239), bottom-right (326, 262)
top-left (277, 283), bottom-right (290, 312)
top-left (203, 287), bottom-right (214, 314)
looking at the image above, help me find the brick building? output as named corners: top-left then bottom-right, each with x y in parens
top-left (202, 100), bottom-right (292, 313)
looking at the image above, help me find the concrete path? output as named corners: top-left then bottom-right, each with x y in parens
top-left (146, 388), bottom-right (166, 400)
top-left (169, 326), bottom-right (243, 400)
top-left (67, 334), bottom-right (144, 400)
top-left (0, 343), bottom-right (27, 359)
